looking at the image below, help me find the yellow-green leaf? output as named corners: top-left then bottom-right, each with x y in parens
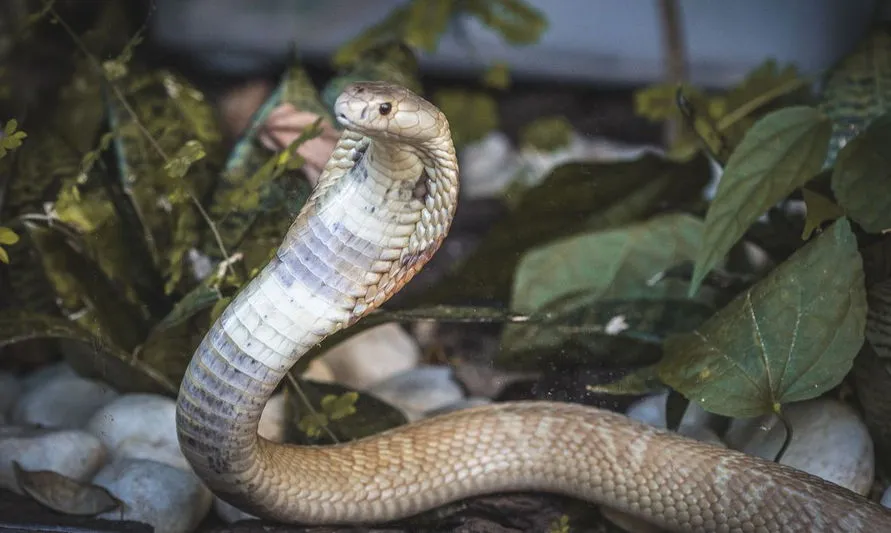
top-left (801, 188), bottom-right (844, 239)
top-left (320, 392), bottom-right (359, 421)
top-left (519, 115), bottom-right (573, 152)
top-left (690, 106), bottom-right (831, 294)
top-left (0, 227), bottom-right (19, 245)
top-left (483, 62), bottom-right (512, 90)
top-left (433, 89), bottom-right (499, 147)
top-left (660, 218), bottom-right (866, 418)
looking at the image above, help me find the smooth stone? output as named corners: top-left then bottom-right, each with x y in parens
top-left (12, 374), bottom-right (118, 430)
top-left (0, 372), bottom-right (22, 417)
top-left (19, 362), bottom-right (77, 391)
top-left (0, 429), bottom-right (106, 494)
top-left (882, 485), bottom-right (891, 508)
top-left (724, 397), bottom-right (874, 495)
top-left (625, 392), bottom-right (724, 446)
top-left (94, 458), bottom-right (212, 533)
top-left (302, 358), bottom-right (334, 383)
top-left (425, 397), bottom-right (492, 417)
top-left (366, 365), bottom-right (465, 419)
top-left (321, 323), bottom-right (420, 391)
top-left (257, 393), bottom-right (287, 443)
top-left (86, 394), bottom-right (178, 452)
top-left (86, 394), bottom-right (195, 471)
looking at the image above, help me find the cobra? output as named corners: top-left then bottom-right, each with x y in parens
top-left (175, 81), bottom-right (891, 532)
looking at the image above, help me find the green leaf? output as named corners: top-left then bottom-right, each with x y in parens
top-left (432, 89), bottom-right (499, 147)
top-left (519, 115), bottom-right (573, 152)
top-left (831, 112), bottom-right (891, 233)
top-left (464, 0), bottom-right (548, 46)
top-left (501, 296), bottom-right (716, 367)
top-left (690, 106), bottom-right (831, 294)
top-left (483, 62), bottom-right (512, 90)
top-left (320, 392), bottom-right (359, 421)
top-left (0, 311), bottom-right (178, 396)
top-left (511, 213), bottom-right (705, 314)
top-left (801, 188), bottom-right (844, 239)
top-left (660, 218), bottom-right (866, 418)
top-left (404, 0), bottom-right (453, 51)
top-left (0, 227), bottom-right (18, 246)
top-left (287, 381), bottom-right (407, 444)
top-left (417, 153), bottom-right (712, 306)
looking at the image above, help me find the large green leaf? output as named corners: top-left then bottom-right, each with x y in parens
top-left (660, 218), bottom-right (866, 418)
top-left (690, 106), bottom-right (831, 294)
top-left (511, 213), bottom-right (705, 314)
top-left (831, 112), bottom-right (891, 233)
top-left (418, 153), bottom-right (711, 306)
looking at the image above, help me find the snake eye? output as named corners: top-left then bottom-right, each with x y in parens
top-left (379, 102), bottom-right (392, 115)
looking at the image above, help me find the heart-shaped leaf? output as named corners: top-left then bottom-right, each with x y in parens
top-left (661, 218), bottom-right (866, 418)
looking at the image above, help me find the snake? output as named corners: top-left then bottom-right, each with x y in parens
top-left (174, 81), bottom-right (891, 532)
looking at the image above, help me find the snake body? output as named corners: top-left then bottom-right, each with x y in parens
top-left (175, 82), bottom-right (891, 532)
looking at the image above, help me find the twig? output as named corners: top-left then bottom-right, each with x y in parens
top-left (657, 0), bottom-right (688, 146)
top-left (46, 1), bottom-right (234, 280)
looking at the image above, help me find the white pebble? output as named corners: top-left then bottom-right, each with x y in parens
top-left (19, 362), bottom-right (77, 391)
top-left (257, 393), bottom-right (287, 443)
top-left (366, 365), bottom-right (465, 419)
top-left (0, 429), bottom-right (106, 494)
top-left (93, 458), bottom-right (212, 533)
top-left (85, 394), bottom-right (192, 471)
top-left (12, 374), bottom-right (118, 429)
top-left (321, 323), bottom-right (420, 390)
top-left (0, 372), bottom-right (21, 417)
top-left (725, 397), bottom-right (874, 495)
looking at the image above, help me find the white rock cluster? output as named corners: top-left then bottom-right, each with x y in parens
top-left (0, 323), bottom-right (478, 528)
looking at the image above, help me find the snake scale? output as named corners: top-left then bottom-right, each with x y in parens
top-left (175, 81), bottom-right (891, 532)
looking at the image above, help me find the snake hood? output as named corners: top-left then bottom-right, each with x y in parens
top-left (335, 81), bottom-right (448, 144)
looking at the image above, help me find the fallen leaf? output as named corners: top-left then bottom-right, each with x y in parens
top-left (13, 461), bottom-right (121, 516)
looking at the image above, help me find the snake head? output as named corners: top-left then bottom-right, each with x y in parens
top-left (334, 81), bottom-right (446, 144)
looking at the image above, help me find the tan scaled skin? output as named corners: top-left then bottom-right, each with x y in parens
top-left (175, 81), bottom-right (891, 532)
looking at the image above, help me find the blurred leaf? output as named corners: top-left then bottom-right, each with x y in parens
top-left (831, 112), bottom-right (891, 233)
top-left (690, 106), bottom-right (831, 294)
top-left (636, 60), bottom-right (810, 162)
top-left (519, 115), bottom-right (573, 152)
top-left (511, 213), bottom-right (704, 314)
top-left (433, 89), bottom-right (499, 147)
top-left (164, 139), bottom-right (206, 181)
top-left (154, 282), bottom-right (223, 330)
top-left (323, 41), bottom-right (423, 111)
top-left (0, 311), bottom-right (177, 395)
top-left (819, 27), bottom-right (891, 168)
top-left (13, 461), bottom-right (120, 516)
top-left (404, 0), bottom-right (453, 51)
top-left (26, 222), bottom-right (150, 352)
top-left (801, 188), bottom-right (844, 239)
top-left (483, 62), bottom-right (512, 90)
top-left (418, 153), bottom-right (711, 306)
top-left (0, 119), bottom-right (27, 158)
top-left (286, 381), bottom-right (407, 445)
top-left (297, 392), bottom-right (360, 438)
top-left (660, 218), bottom-right (866, 418)
top-left (209, 65), bottom-right (322, 256)
top-left (0, 226), bottom-right (18, 264)
top-left (463, 0), bottom-right (548, 46)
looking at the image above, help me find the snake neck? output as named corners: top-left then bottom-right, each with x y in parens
top-left (175, 127), bottom-right (458, 514)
